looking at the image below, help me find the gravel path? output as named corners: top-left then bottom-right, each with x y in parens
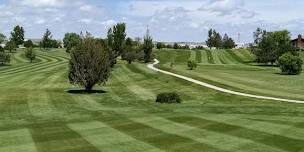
top-left (148, 59), bottom-right (304, 104)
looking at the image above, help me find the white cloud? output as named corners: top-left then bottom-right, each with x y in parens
top-left (35, 19), bottom-right (46, 24)
top-left (79, 5), bottom-right (93, 12)
top-left (101, 20), bottom-right (116, 27)
top-left (78, 19), bottom-right (92, 24)
top-left (21, 0), bottom-right (65, 7)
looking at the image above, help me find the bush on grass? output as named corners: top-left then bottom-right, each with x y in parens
top-left (156, 92), bottom-right (181, 104)
top-left (278, 52), bottom-right (303, 75)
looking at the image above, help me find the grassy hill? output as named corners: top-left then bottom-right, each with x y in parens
top-left (0, 49), bottom-right (304, 152)
top-left (156, 48), bottom-right (304, 100)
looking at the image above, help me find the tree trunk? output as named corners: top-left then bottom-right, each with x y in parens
top-left (128, 60), bottom-right (132, 64)
top-left (85, 85), bottom-right (93, 92)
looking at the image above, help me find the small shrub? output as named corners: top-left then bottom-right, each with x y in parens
top-left (278, 52), bottom-right (303, 75)
top-left (156, 92), bottom-right (181, 104)
top-left (187, 60), bottom-right (197, 70)
top-left (25, 47), bottom-right (36, 63)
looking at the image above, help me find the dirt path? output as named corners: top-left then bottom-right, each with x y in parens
top-left (148, 59), bottom-right (304, 104)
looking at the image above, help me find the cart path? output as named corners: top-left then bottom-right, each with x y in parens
top-left (147, 59), bottom-right (304, 104)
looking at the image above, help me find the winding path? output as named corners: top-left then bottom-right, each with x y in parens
top-left (148, 59), bottom-right (304, 104)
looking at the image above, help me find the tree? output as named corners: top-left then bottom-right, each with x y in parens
top-left (142, 28), bottom-right (154, 63)
top-left (5, 41), bottom-right (17, 53)
top-left (278, 52), bottom-right (303, 75)
top-left (251, 28), bottom-right (294, 64)
top-left (125, 50), bottom-right (137, 64)
top-left (50, 39), bottom-right (60, 48)
top-left (187, 60), bottom-right (197, 70)
top-left (40, 29), bottom-right (53, 49)
top-left (122, 37), bottom-right (133, 59)
top-left (107, 23), bottom-right (126, 67)
top-left (206, 29), bottom-right (214, 49)
top-left (173, 43), bottom-right (179, 49)
top-left (25, 47), bottom-right (36, 63)
top-left (68, 34), bottom-right (111, 91)
top-left (24, 40), bottom-right (33, 48)
top-left (206, 29), bottom-right (222, 49)
top-left (253, 27), bottom-right (266, 45)
top-left (63, 33), bottom-right (81, 52)
top-left (222, 34), bottom-right (236, 49)
top-left (214, 31), bottom-right (222, 49)
top-left (0, 47), bottom-right (10, 65)
top-left (10, 25), bottom-right (24, 46)
top-left (156, 42), bottom-right (164, 50)
top-left (0, 33), bottom-right (6, 44)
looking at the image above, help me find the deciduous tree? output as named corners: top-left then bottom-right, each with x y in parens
top-left (68, 34), bottom-right (111, 91)
top-left (63, 33), bottom-right (81, 52)
top-left (10, 25), bottom-right (24, 46)
top-left (251, 28), bottom-right (294, 65)
top-left (107, 23), bottom-right (126, 67)
top-left (5, 41), bottom-right (17, 53)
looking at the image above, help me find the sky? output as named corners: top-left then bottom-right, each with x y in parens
top-left (0, 0), bottom-right (304, 43)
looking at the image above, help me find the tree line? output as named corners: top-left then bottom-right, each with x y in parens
top-left (206, 29), bottom-right (236, 49)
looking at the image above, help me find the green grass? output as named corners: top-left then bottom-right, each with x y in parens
top-left (156, 49), bottom-right (304, 100)
top-left (0, 48), bottom-right (304, 152)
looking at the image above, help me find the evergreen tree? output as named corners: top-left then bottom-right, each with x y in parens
top-left (142, 28), bottom-right (154, 63)
top-left (40, 29), bottom-right (53, 49)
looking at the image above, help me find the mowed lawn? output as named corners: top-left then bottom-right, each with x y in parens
top-left (156, 49), bottom-right (304, 100)
top-left (0, 49), bottom-right (304, 152)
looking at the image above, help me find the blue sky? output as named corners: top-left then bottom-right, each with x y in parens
top-left (0, 0), bottom-right (304, 43)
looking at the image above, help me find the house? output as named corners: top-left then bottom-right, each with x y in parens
top-left (291, 35), bottom-right (304, 49)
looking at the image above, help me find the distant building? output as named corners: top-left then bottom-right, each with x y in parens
top-left (291, 35), bottom-right (304, 49)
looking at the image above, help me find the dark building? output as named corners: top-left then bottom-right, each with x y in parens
top-left (291, 35), bottom-right (304, 49)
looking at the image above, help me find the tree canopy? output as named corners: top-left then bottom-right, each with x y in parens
top-left (68, 34), bottom-right (111, 91)
top-left (63, 33), bottom-right (81, 52)
top-left (107, 23), bottom-right (126, 67)
top-left (222, 34), bottom-right (236, 49)
top-left (251, 28), bottom-right (294, 64)
top-left (10, 25), bottom-right (24, 46)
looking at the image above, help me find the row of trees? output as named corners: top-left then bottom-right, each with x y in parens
top-left (68, 23), bottom-right (154, 91)
top-left (156, 42), bottom-right (191, 50)
top-left (1, 26), bottom-right (61, 51)
top-left (206, 29), bottom-right (236, 49)
top-left (250, 28), bottom-right (303, 75)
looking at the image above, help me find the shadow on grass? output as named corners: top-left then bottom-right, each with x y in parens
top-left (67, 90), bottom-right (107, 94)
top-left (0, 64), bottom-right (11, 67)
top-left (274, 72), bottom-right (300, 76)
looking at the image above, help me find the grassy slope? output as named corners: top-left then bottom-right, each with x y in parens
top-left (156, 49), bottom-right (304, 100)
top-left (0, 49), bottom-right (304, 152)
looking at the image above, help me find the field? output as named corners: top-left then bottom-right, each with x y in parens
top-left (0, 49), bottom-right (304, 152)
